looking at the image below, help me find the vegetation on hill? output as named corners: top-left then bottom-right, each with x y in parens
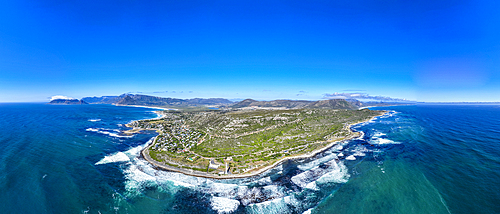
top-left (129, 108), bottom-right (382, 176)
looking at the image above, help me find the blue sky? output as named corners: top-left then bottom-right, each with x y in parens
top-left (1, 0), bottom-right (499, 102)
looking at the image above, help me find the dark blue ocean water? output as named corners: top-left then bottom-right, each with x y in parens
top-left (0, 104), bottom-right (499, 214)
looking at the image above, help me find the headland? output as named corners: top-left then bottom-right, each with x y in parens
top-left (127, 107), bottom-right (385, 179)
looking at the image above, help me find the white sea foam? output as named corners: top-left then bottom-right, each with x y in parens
top-left (291, 167), bottom-right (317, 188)
top-left (257, 176), bottom-right (272, 185)
top-left (246, 195), bottom-right (299, 214)
top-left (353, 152), bottom-right (366, 156)
top-left (305, 181), bottom-right (319, 190)
top-left (119, 148), bottom-right (291, 211)
top-left (118, 141), bottom-right (283, 208)
top-left (371, 138), bottom-right (399, 144)
top-left (124, 144), bottom-right (145, 156)
top-left (88, 119), bottom-right (101, 122)
top-left (273, 164), bottom-right (283, 173)
top-left (95, 152), bottom-right (130, 165)
top-left (331, 144), bottom-right (343, 151)
top-left (85, 128), bottom-right (133, 138)
top-left (297, 152), bottom-right (338, 171)
top-left (380, 110), bottom-right (398, 118)
top-left (207, 182), bottom-right (240, 196)
top-left (356, 131), bottom-right (365, 139)
top-left (303, 208), bottom-right (313, 214)
top-left (124, 162), bottom-right (156, 183)
top-left (262, 185), bottom-right (282, 198)
top-left (351, 145), bottom-right (368, 157)
top-left (316, 161), bottom-right (350, 184)
top-left (292, 159), bottom-right (349, 188)
top-left (346, 155), bottom-right (356, 160)
top-left (239, 187), bottom-right (263, 206)
top-left (114, 136), bottom-right (347, 213)
top-left (211, 197), bottom-right (240, 214)
top-left (369, 132), bottom-right (400, 145)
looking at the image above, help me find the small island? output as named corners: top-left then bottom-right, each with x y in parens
top-left (127, 107), bottom-right (384, 179)
top-left (48, 99), bottom-right (88, 105)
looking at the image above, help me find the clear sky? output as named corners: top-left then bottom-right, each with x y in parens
top-left (1, 0), bottom-right (499, 102)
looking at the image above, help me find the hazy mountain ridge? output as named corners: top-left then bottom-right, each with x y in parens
top-left (230, 99), bottom-right (311, 108)
top-left (81, 95), bottom-right (123, 104)
top-left (305, 99), bottom-right (357, 110)
top-left (82, 94), bottom-right (233, 107)
top-left (231, 98), bottom-right (361, 110)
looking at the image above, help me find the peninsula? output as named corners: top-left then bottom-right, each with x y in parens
top-left (127, 105), bottom-right (384, 179)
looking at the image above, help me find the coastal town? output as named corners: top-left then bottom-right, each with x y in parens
top-left (127, 108), bottom-right (383, 178)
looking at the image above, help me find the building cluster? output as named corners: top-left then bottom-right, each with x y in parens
top-left (152, 122), bottom-right (204, 154)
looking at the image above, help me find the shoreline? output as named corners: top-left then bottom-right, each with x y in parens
top-left (120, 105), bottom-right (172, 134)
top-left (139, 110), bottom-right (387, 180)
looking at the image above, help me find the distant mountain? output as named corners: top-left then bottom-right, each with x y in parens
top-left (305, 99), bottom-right (357, 110)
top-left (187, 98), bottom-right (233, 105)
top-left (346, 99), bottom-right (364, 108)
top-left (82, 94), bottom-right (233, 107)
top-left (361, 101), bottom-right (414, 107)
top-left (48, 99), bottom-right (88, 105)
top-left (114, 94), bottom-right (186, 106)
top-left (229, 98), bottom-right (245, 102)
top-left (230, 99), bottom-right (259, 108)
top-left (81, 95), bottom-right (123, 104)
top-left (231, 98), bottom-right (358, 110)
top-left (231, 99), bottom-right (312, 109)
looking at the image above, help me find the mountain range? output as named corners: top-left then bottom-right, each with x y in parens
top-left (76, 94), bottom-right (407, 110)
top-left (231, 98), bottom-right (362, 110)
top-left (82, 94), bottom-right (233, 106)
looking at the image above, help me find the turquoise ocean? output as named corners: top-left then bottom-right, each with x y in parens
top-left (0, 103), bottom-right (499, 213)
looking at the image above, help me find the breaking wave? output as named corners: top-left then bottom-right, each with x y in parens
top-left (95, 152), bottom-right (130, 165)
top-left (292, 159), bottom-right (349, 190)
top-left (110, 135), bottom-right (359, 213)
top-left (211, 197), bottom-right (240, 214)
top-left (369, 132), bottom-right (400, 145)
top-left (103, 108), bottom-right (406, 213)
top-left (86, 127), bottom-right (134, 138)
